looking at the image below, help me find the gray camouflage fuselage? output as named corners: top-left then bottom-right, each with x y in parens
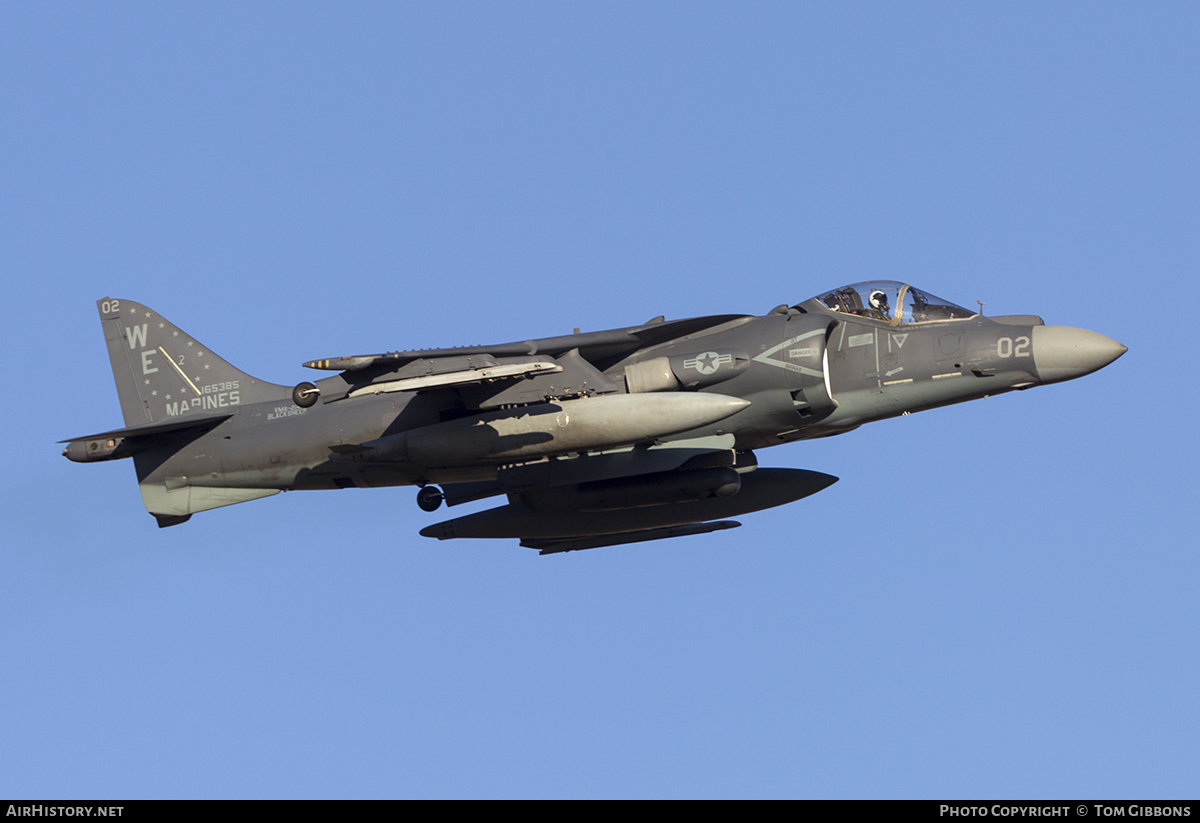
top-left (64, 283), bottom-right (1125, 551)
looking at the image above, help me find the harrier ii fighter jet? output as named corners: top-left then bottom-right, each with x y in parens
top-left (63, 283), bottom-right (1125, 553)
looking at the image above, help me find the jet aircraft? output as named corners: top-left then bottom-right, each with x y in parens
top-left (63, 283), bottom-right (1125, 553)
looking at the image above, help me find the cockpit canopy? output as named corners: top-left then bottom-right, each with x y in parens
top-left (807, 281), bottom-right (976, 325)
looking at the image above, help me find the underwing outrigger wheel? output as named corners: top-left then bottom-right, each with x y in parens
top-left (292, 381), bottom-right (319, 408)
top-left (417, 486), bottom-right (445, 512)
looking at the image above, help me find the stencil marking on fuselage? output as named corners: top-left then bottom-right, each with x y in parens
top-left (752, 329), bottom-right (825, 377)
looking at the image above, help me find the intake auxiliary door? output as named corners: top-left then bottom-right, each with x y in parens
top-left (751, 317), bottom-right (837, 424)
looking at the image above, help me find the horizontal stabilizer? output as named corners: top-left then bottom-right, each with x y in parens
top-left (61, 412), bottom-right (234, 445)
top-left (61, 413), bottom-right (233, 462)
top-left (522, 521), bottom-right (741, 554)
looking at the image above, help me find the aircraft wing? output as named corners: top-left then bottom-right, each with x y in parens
top-left (416, 430), bottom-right (838, 552)
top-left (422, 462), bottom-right (836, 552)
top-left (520, 521), bottom-right (742, 554)
top-left (303, 314), bottom-right (754, 406)
top-left (302, 313), bottom-right (753, 373)
top-left (435, 434), bottom-right (741, 503)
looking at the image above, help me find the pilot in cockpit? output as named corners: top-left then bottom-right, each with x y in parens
top-left (868, 289), bottom-right (891, 320)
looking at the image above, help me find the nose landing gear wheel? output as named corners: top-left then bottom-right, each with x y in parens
top-left (417, 486), bottom-right (444, 512)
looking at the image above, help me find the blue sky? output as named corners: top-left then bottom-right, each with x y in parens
top-left (2, 2), bottom-right (1196, 798)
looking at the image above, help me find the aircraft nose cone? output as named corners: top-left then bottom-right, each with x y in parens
top-left (1033, 325), bottom-right (1127, 384)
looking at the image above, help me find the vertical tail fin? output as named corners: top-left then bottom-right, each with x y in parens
top-left (97, 297), bottom-right (291, 426)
